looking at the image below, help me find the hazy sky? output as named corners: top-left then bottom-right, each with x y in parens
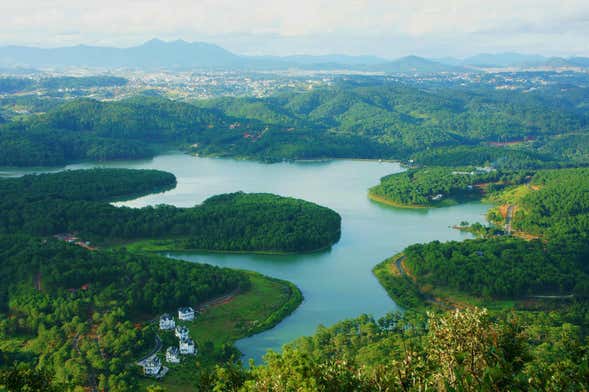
top-left (2, 0), bottom-right (589, 57)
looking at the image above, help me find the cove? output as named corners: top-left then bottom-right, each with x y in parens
top-left (5, 153), bottom-right (490, 363)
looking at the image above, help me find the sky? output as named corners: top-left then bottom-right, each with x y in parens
top-left (2, 0), bottom-right (589, 58)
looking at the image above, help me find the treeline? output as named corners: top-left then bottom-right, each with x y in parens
top-left (369, 167), bottom-right (530, 206)
top-left (181, 308), bottom-right (588, 391)
top-left (0, 76), bottom-right (127, 94)
top-left (1, 80), bottom-right (588, 166)
top-left (0, 96), bottom-right (253, 166)
top-left (0, 169), bottom-right (342, 252)
top-left (194, 82), bottom-right (589, 161)
top-left (410, 145), bottom-right (556, 169)
top-left (3, 168), bottom-right (176, 202)
top-left (0, 235), bottom-right (249, 390)
top-left (403, 237), bottom-right (589, 299)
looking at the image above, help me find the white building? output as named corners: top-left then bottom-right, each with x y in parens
top-left (142, 355), bottom-right (162, 376)
top-left (166, 346), bottom-right (180, 363)
top-left (178, 306), bottom-right (195, 321)
top-left (175, 325), bottom-right (190, 340)
top-left (159, 313), bottom-right (175, 330)
top-left (179, 337), bottom-right (196, 355)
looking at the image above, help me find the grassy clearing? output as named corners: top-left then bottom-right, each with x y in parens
top-left (139, 272), bottom-right (302, 392)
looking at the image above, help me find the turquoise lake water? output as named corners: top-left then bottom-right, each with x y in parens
top-left (4, 153), bottom-right (490, 362)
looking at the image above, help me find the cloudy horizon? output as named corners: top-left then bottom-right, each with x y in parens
top-left (3, 0), bottom-right (589, 58)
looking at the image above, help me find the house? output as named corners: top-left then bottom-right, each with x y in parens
top-left (179, 337), bottom-right (196, 355)
top-left (159, 313), bottom-right (175, 330)
top-left (175, 325), bottom-right (190, 340)
top-left (178, 306), bottom-right (195, 321)
top-left (141, 354), bottom-right (169, 378)
top-left (166, 346), bottom-right (180, 363)
top-left (475, 166), bottom-right (495, 173)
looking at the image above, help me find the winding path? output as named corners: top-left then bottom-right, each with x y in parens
top-left (136, 334), bottom-right (162, 366)
top-left (394, 256), bottom-right (454, 309)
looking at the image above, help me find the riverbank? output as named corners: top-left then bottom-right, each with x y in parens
top-left (367, 191), bottom-right (428, 209)
top-left (117, 238), bottom-right (334, 255)
top-left (372, 253), bottom-right (428, 310)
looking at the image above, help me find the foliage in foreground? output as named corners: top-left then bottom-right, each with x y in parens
top-left (197, 308), bottom-right (588, 391)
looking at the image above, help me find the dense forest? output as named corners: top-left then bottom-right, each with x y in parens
top-left (409, 145), bottom-right (556, 169)
top-left (0, 81), bottom-right (588, 166)
top-left (0, 235), bottom-right (249, 390)
top-left (512, 168), bottom-right (589, 241)
top-left (0, 169), bottom-right (342, 252)
top-left (369, 167), bottom-right (530, 207)
top-left (403, 237), bottom-right (589, 299)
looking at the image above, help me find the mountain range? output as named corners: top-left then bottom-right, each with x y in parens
top-left (0, 39), bottom-right (587, 72)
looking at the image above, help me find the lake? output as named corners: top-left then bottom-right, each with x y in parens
top-left (4, 153), bottom-right (490, 362)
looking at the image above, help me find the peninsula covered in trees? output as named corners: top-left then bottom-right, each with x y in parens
top-left (374, 166), bottom-right (589, 309)
top-left (0, 169), bottom-right (342, 252)
top-left (369, 166), bottom-right (530, 207)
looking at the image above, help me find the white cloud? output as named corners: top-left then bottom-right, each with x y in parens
top-left (1, 0), bottom-right (588, 56)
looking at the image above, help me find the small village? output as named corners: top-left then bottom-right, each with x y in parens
top-left (138, 306), bottom-right (197, 379)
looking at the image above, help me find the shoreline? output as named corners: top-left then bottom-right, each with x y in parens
top-left (367, 191), bottom-right (429, 209)
top-left (119, 239), bottom-right (335, 256)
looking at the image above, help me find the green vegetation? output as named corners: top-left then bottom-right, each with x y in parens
top-left (403, 238), bottom-right (588, 299)
top-left (410, 145), bottom-right (555, 169)
top-left (2, 80), bottom-right (589, 391)
top-left (1, 81), bottom-right (588, 166)
top-left (0, 76), bottom-right (127, 94)
top-left (534, 133), bottom-right (589, 165)
top-left (512, 168), bottom-right (589, 240)
top-left (0, 169), bottom-right (341, 252)
top-left (372, 255), bottom-right (426, 309)
top-left (369, 166), bottom-right (529, 207)
top-left (0, 235), bottom-right (249, 390)
top-left (0, 97), bottom-right (243, 166)
top-left (374, 167), bottom-right (589, 306)
top-left (178, 308), bottom-right (589, 391)
top-left (149, 273), bottom-right (302, 392)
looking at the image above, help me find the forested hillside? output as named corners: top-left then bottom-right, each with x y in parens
top-left (194, 82), bottom-right (589, 162)
top-left (0, 96), bottom-right (265, 166)
top-left (404, 238), bottom-right (589, 298)
top-left (0, 169), bottom-right (342, 252)
top-left (0, 235), bottom-right (249, 390)
top-left (512, 168), bottom-right (589, 241)
top-left (1, 81), bottom-right (588, 166)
